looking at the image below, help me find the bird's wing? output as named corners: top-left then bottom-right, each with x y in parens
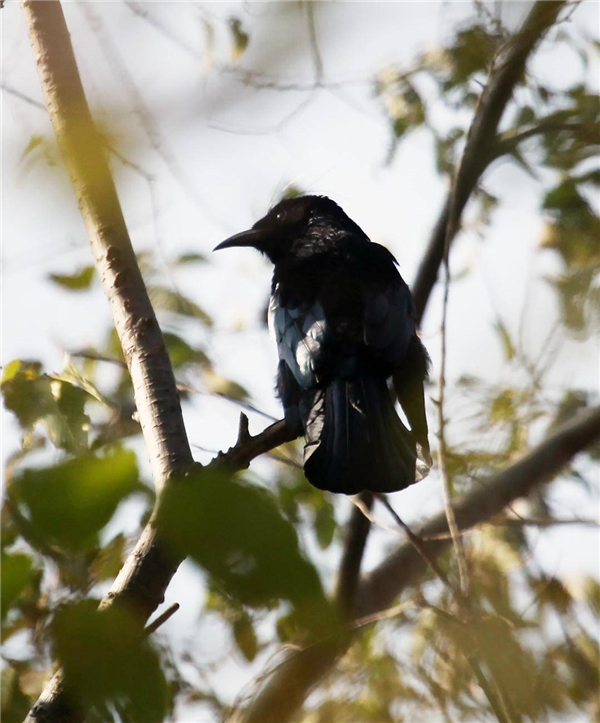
top-left (268, 292), bottom-right (328, 390)
top-left (362, 277), bottom-right (415, 365)
top-left (361, 269), bottom-right (431, 464)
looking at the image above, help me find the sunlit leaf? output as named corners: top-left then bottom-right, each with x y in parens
top-left (582, 576), bottom-right (600, 617)
top-left (52, 361), bottom-right (114, 409)
top-left (163, 332), bottom-right (210, 369)
top-left (229, 17), bottom-right (249, 61)
top-left (2, 361), bottom-right (90, 453)
top-left (205, 371), bottom-right (249, 402)
top-left (148, 285), bottom-right (213, 326)
top-left (48, 266), bottom-right (95, 292)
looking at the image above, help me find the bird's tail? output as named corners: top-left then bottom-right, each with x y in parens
top-left (303, 375), bottom-right (425, 494)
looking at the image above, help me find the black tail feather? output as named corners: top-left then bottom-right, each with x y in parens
top-left (303, 376), bottom-right (423, 494)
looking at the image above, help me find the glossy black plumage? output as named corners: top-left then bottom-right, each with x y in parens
top-left (214, 195), bottom-right (430, 494)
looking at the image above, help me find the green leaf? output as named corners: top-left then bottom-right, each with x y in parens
top-left (475, 187), bottom-right (499, 227)
top-left (148, 285), bottom-right (213, 326)
top-left (90, 534), bottom-right (127, 583)
top-left (229, 17), bottom-right (249, 61)
top-left (1, 360), bottom-right (22, 384)
top-left (314, 502), bottom-right (336, 549)
top-left (434, 127), bottom-right (464, 176)
top-left (49, 266), bottom-right (95, 291)
top-left (159, 469), bottom-right (339, 640)
top-left (493, 319), bottom-right (516, 361)
top-left (2, 361), bottom-right (90, 453)
top-left (531, 576), bottom-right (572, 614)
top-left (550, 269), bottom-right (600, 334)
top-left (163, 332), bottom-right (210, 369)
top-left (11, 449), bottom-right (141, 552)
top-left (1, 361), bottom-right (44, 428)
top-left (206, 371), bottom-right (249, 402)
top-left (444, 24), bottom-right (495, 89)
top-left (232, 612), bottom-right (258, 661)
top-left (1, 552), bottom-right (35, 621)
top-left (52, 361), bottom-right (114, 409)
top-left (51, 600), bottom-right (168, 723)
top-left (1, 666), bottom-right (31, 723)
top-left (174, 252), bottom-right (207, 266)
top-left (47, 379), bottom-right (90, 453)
top-left (490, 390), bottom-right (514, 423)
top-left (516, 105), bottom-right (536, 126)
top-left (582, 576), bottom-right (600, 617)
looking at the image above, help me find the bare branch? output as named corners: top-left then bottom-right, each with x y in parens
top-left (19, 1), bottom-right (201, 719)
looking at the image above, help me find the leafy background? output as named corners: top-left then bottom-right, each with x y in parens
top-left (2, 2), bottom-right (599, 721)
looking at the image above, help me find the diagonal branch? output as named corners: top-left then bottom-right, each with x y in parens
top-left (237, 405), bottom-right (600, 723)
top-left (411, 0), bottom-right (567, 324)
top-left (20, 0), bottom-right (193, 489)
top-left (358, 404), bottom-right (600, 616)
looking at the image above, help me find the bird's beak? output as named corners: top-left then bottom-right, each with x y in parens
top-left (213, 228), bottom-right (265, 252)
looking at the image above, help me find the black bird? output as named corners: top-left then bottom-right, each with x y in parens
top-left (214, 195), bottom-right (430, 494)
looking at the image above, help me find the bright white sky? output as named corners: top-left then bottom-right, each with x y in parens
top-left (2, 2), bottom-right (599, 719)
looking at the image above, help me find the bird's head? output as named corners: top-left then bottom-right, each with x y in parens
top-left (213, 195), bottom-right (364, 263)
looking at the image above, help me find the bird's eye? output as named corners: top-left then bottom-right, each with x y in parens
top-left (276, 211), bottom-right (285, 221)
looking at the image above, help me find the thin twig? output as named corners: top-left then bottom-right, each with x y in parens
top-left (144, 603), bottom-right (180, 636)
top-left (373, 494), bottom-right (457, 596)
top-left (421, 515), bottom-right (599, 540)
top-left (305, 0), bottom-right (324, 84)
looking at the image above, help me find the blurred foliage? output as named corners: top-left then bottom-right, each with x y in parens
top-left (158, 467), bottom-right (340, 642)
top-left (48, 266), bottom-right (96, 292)
top-left (51, 600), bottom-right (169, 723)
top-left (3, 3), bottom-right (599, 722)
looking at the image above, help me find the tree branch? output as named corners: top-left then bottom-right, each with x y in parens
top-left (358, 405), bottom-right (600, 617)
top-left (19, 4), bottom-right (299, 722)
top-left (237, 406), bottom-right (600, 722)
top-left (411, 0), bottom-right (567, 324)
top-left (20, 1), bottom-right (197, 719)
top-left (334, 492), bottom-right (374, 617)
top-left (21, 0), bottom-right (193, 488)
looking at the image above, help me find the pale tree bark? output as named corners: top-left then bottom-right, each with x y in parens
top-left (20, 1), bottom-right (194, 720)
top-left (20, 7), bottom-right (295, 721)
